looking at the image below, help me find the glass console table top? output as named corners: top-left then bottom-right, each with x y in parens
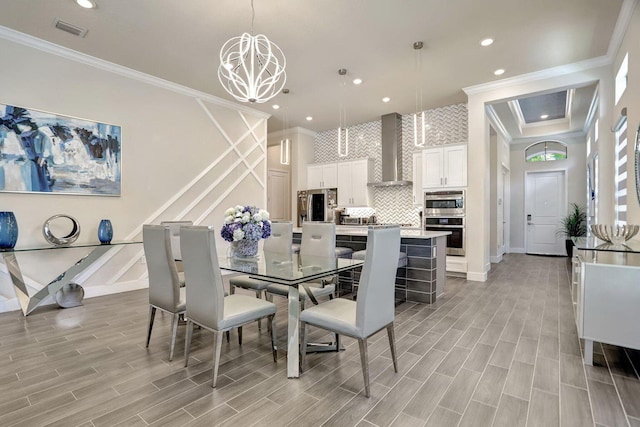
top-left (1, 241), bottom-right (142, 253)
top-left (218, 251), bottom-right (364, 286)
top-left (573, 236), bottom-right (640, 254)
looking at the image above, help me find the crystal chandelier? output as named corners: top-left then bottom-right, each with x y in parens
top-left (338, 68), bottom-right (349, 157)
top-left (218, 0), bottom-right (286, 103)
top-left (413, 41), bottom-right (426, 147)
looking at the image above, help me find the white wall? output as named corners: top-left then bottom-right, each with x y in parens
top-left (267, 127), bottom-right (316, 224)
top-left (465, 62), bottom-right (612, 281)
top-left (614, 2), bottom-right (640, 225)
top-left (0, 32), bottom-right (268, 313)
top-left (509, 136), bottom-right (587, 252)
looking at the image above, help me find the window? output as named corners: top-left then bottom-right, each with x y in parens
top-left (525, 141), bottom-right (568, 162)
top-left (615, 53), bottom-right (629, 105)
top-left (615, 118), bottom-right (628, 224)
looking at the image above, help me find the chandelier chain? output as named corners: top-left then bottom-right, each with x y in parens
top-left (250, 0), bottom-right (255, 35)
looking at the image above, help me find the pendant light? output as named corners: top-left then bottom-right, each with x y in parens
top-left (338, 68), bottom-right (349, 157)
top-left (413, 41), bottom-right (426, 147)
top-left (280, 89), bottom-right (290, 165)
top-left (218, 0), bottom-right (286, 103)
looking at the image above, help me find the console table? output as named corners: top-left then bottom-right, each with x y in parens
top-left (571, 237), bottom-right (640, 365)
top-left (0, 241), bottom-right (141, 316)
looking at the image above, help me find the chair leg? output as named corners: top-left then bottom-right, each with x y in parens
top-left (358, 338), bottom-right (371, 398)
top-left (145, 306), bottom-right (156, 348)
top-left (184, 320), bottom-right (194, 367)
top-left (230, 283), bottom-right (235, 295)
top-left (386, 324), bottom-right (398, 373)
top-left (327, 293), bottom-right (341, 351)
top-left (212, 330), bottom-right (224, 388)
top-left (268, 315), bottom-right (277, 362)
top-left (226, 331), bottom-right (230, 342)
top-left (265, 292), bottom-right (273, 303)
top-left (238, 326), bottom-right (243, 346)
top-left (256, 290), bottom-right (262, 330)
top-left (300, 321), bottom-right (308, 372)
top-left (169, 313), bottom-right (180, 361)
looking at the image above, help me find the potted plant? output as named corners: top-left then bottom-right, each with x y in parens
top-left (558, 203), bottom-right (587, 257)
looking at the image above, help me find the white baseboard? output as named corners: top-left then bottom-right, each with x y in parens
top-left (491, 255), bottom-right (503, 263)
top-left (467, 271), bottom-right (488, 282)
top-left (510, 247), bottom-right (525, 254)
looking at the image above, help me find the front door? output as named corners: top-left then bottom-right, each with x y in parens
top-left (525, 170), bottom-right (566, 255)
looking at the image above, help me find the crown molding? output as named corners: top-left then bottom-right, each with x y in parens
top-left (584, 85), bottom-right (599, 134)
top-left (608, 0), bottom-right (638, 59)
top-left (463, 55), bottom-right (611, 96)
top-left (509, 130), bottom-right (587, 145)
top-left (485, 104), bottom-right (512, 142)
top-left (0, 25), bottom-right (271, 120)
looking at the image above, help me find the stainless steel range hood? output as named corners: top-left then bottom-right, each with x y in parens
top-left (367, 112), bottom-right (412, 187)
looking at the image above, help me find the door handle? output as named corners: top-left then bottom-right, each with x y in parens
top-left (440, 177), bottom-right (443, 185)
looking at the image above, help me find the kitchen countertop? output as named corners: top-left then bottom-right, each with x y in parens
top-left (293, 226), bottom-right (450, 239)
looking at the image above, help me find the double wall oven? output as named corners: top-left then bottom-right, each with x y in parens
top-left (424, 190), bottom-right (465, 256)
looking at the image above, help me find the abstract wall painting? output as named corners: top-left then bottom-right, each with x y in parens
top-left (0, 103), bottom-right (121, 196)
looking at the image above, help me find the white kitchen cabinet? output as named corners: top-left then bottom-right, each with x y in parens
top-left (421, 144), bottom-right (467, 189)
top-left (307, 163), bottom-right (337, 189)
top-left (337, 159), bottom-right (373, 207)
top-left (412, 151), bottom-right (423, 206)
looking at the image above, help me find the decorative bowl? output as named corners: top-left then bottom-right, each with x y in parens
top-left (590, 224), bottom-right (640, 245)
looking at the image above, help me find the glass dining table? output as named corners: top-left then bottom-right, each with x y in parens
top-left (218, 251), bottom-right (364, 378)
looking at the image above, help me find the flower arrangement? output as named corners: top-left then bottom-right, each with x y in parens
top-left (221, 205), bottom-right (271, 257)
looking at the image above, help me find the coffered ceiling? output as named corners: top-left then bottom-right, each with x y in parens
top-left (0, 0), bottom-right (624, 133)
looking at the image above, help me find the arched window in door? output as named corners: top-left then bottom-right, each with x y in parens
top-left (525, 140), bottom-right (567, 162)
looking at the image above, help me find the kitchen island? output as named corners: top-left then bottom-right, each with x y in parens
top-left (293, 226), bottom-right (450, 304)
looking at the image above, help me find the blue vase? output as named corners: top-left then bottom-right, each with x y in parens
top-left (98, 219), bottom-right (113, 244)
top-left (0, 211), bottom-right (18, 249)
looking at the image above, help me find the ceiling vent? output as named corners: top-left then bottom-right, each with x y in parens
top-left (53, 19), bottom-right (88, 38)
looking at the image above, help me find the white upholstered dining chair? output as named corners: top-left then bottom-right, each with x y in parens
top-left (299, 226), bottom-right (401, 397)
top-left (180, 226), bottom-right (278, 387)
top-left (229, 222), bottom-right (292, 295)
top-left (265, 221), bottom-right (337, 305)
top-left (143, 224), bottom-right (186, 362)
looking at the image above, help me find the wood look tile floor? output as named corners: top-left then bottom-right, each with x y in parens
top-left (1, 254), bottom-right (639, 426)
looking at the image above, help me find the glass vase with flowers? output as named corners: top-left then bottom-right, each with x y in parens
top-left (220, 205), bottom-right (271, 258)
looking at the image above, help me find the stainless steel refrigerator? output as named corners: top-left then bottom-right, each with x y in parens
top-left (296, 188), bottom-right (337, 227)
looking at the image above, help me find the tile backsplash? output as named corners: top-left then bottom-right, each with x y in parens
top-left (314, 103), bottom-right (467, 226)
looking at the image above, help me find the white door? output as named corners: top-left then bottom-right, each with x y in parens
top-left (422, 148), bottom-right (443, 188)
top-left (267, 169), bottom-right (290, 221)
top-left (322, 163), bottom-right (338, 188)
top-left (412, 151), bottom-right (423, 206)
top-left (497, 167), bottom-right (508, 256)
top-left (337, 162), bottom-right (352, 206)
top-left (350, 160), bottom-right (369, 206)
top-left (307, 165), bottom-right (323, 189)
top-left (443, 145), bottom-right (467, 187)
top-left (525, 170), bottom-right (565, 255)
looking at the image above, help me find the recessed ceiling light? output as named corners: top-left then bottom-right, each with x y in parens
top-left (382, 97), bottom-right (391, 103)
top-left (272, 105), bottom-right (280, 110)
top-left (75, 0), bottom-right (97, 9)
top-left (494, 69), bottom-right (505, 76)
top-left (353, 78), bottom-right (363, 85)
top-left (540, 114), bottom-right (549, 119)
top-left (306, 116), bottom-right (313, 121)
top-left (480, 38), bottom-right (494, 47)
